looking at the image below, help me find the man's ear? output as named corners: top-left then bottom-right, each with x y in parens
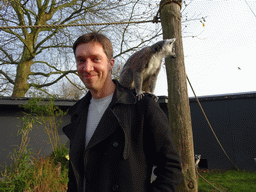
top-left (109, 58), bottom-right (115, 71)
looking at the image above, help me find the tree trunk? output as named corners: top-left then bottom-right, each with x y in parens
top-left (12, 47), bottom-right (33, 97)
top-left (160, 1), bottom-right (198, 191)
top-left (12, 61), bottom-right (31, 97)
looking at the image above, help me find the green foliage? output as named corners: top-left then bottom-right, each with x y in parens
top-left (0, 114), bottom-right (35, 191)
top-left (198, 169), bottom-right (256, 192)
top-left (0, 97), bottom-right (69, 191)
top-left (23, 156), bottom-right (68, 192)
top-left (22, 97), bottom-right (67, 117)
top-left (0, 149), bottom-right (33, 192)
top-left (20, 97), bottom-right (68, 152)
top-left (0, 154), bottom-right (69, 192)
top-left (50, 143), bottom-right (69, 172)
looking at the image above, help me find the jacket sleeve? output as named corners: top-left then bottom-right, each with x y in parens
top-left (142, 96), bottom-right (182, 192)
top-left (67, 161), bottom-right (78, 192)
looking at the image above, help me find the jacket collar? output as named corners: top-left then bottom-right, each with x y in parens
top-left (66, 80), bottom-right (135, 162)
top-left (69, 79), bottom-right (136, 117)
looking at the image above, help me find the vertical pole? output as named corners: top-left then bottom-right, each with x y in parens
top-left (160, 1), bottom-right (198, 191)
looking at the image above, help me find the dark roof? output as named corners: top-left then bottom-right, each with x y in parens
top-left (189, 91), bottom-right (256, 102)
top-left (0, 97), bottom-right (76, 107)
top-left (0, 96), bottom-right (169, 106)
top-left (1, 91), bottom-right (256, 107)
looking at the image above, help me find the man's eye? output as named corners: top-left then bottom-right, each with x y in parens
top-left (77, 59), bottom-right (85, 64)
top-left (93, 57), bottom-right (100, 62)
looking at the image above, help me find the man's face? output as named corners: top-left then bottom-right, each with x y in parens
top-left (75, 42), bottom-right (114, 92)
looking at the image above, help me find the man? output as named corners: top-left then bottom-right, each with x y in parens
top-left (63, 33), bottom-right (181, 192)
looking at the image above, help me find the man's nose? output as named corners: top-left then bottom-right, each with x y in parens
top-left (83, 60), bottom-right (93, 73)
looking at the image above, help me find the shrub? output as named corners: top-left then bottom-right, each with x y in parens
top-left (0, 98), bottom-right (69, 191)
top-left (50, 143), bottom-right (69, 172)
top-left (0, 154), bottom-right (68, 192)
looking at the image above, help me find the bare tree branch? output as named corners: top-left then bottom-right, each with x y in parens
top-left (0, 69), bottom-right (15, 84)
top-left (30, 70), bottom-right (77, 77)
top-left (31, 70), bottom-right (77, 88)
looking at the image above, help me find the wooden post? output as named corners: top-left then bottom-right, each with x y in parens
top-left (160, 0), bottom-right (198, 191)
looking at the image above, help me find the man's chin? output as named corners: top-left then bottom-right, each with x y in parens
top-left (84, 83), bottom-right (94, 90)
top-left (81, 79), bottom-right (92, 87)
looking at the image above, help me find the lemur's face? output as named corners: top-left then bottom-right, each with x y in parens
top-left (162, 38), bottom-right (176, 56)
top-left (76, 42), bottom-right (114, 93)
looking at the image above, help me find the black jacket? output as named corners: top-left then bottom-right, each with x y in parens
top-left (63, 80), bottom-right (181, 191)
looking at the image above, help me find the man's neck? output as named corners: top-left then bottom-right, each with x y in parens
top-left (90, 80), bottom-right (116, 99)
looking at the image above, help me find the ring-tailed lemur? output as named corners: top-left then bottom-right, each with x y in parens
top-left (119, 38), bottom-right (176, 101)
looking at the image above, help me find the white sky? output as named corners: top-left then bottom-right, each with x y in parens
top-left (154, 0), bottom-right (256, 97)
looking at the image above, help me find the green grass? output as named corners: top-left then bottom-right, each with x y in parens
top-left (198, 169), bottom-right (256, 192)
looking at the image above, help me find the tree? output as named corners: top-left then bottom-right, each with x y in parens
top-left (160, 0), bottom-right (198, 191)
top-left (0, 0), bottom-right (161, 97)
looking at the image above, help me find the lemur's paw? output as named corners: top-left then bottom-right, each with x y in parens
top-left (144, 93), bottom-right (158, 102)
top-left (136, 92), bottom-right (145, 101)
top-left (136, 92), bottom-right (158, 102)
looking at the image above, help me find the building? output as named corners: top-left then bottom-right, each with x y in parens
top-left (0, 93), bottom-right (256, 172)
top-left (190, 92), bottom-right (256, 171)
top-left (0, 97), bottom-right (73, 171)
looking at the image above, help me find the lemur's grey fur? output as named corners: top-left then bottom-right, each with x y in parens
top-left (119, 38), bottom-right (176, 101)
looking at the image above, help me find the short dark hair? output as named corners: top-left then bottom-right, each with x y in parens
top-left (73, 33), bottom-right (113, 61)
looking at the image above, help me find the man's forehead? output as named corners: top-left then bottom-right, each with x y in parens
top-left (78, 42), bottom-right (103, 49)
top-left (75, 42), bottom-right (104, 56)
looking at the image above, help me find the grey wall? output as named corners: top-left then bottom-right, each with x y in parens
top-left (190, 93), bottom-right (256, 171)
top-left (1, 94), bottom-right (256, 172)
top-left (0, 98), bottom-right (71, 172)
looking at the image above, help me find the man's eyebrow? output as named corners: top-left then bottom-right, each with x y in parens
top-left (76, 54), bottom-right (102, 59)
top-left (91, 54), bottom-right (102, 58)
top-left (76, 55), bottom-right (84, 59)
